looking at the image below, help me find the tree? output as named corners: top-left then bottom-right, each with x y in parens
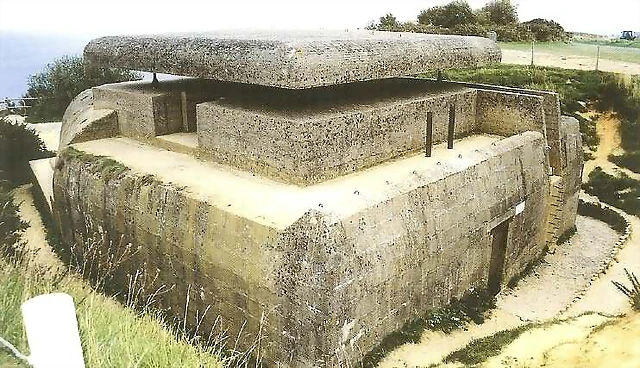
top-left (521, 18), bottom-right (569, 42)
top-left (479, 0), bottom-right (518, 26)
top-left (378, 13), bottom-right (400, 31)
top-left (418, 1), bottom-right (477, 29)
top-left (24, 55), bottom-right (140, 123)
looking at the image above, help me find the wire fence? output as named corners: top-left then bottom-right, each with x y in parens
top-left (502, 42), bottom-right (640, 75)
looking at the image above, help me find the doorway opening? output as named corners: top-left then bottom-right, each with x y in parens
top-left (488, 220), bottom-right (510, 295)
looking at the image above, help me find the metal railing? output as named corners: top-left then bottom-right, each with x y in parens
top-left (0, 97), bottom-right (39, 116)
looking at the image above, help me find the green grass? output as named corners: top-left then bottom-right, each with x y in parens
top-left (0, 183), bottom-right (227, 367)
top-left (499, 41), bottom-right (640, 64)
top-left (575, 39), bottom-right (640, 49)
top-left (358, 288), bottom-right (496, 367)
top-left (444, 324), bottom-right (531, 365)
top-left (0, 253), bottom-right (226, 368)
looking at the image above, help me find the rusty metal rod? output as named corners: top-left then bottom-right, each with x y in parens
top-left (448, 103), bottom-right (455, 149)
top-left (426, 111), bottom-right (433, 157)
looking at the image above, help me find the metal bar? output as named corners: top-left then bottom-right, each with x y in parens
top-left (425, 111), bottom-right (433, 157)
top-left (448, 104), bottom-right (455, 149)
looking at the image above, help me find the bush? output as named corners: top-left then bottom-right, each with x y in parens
top-left (521, 18), bottom-right (569, 42)
top-left (0, 117), bottom-right (54, 187)
top-left (582, 167), bottom-right (640, 215)
top-left (452, 23), bottom-right (489, 37)
top-left (24, 55), bottom-right (140, 123)
top-left (610, 151), bottom-right (640, 173)
top-left (492, 23), bottom-right (532, 42)
top-left (577, 200), bottom-right (627, 234)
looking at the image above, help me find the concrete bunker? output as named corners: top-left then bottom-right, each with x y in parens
top-left (48, 31), bottom-right (583, 366)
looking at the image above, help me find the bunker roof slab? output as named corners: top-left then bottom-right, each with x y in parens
top-left (84, 30), bottom-right (501, 89)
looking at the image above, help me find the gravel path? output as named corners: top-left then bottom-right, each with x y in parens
top-left (498, 216), bottom-right (619, 321)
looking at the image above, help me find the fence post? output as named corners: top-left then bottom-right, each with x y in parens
top-left (530, 40), bottom-right (535, 67)
top-left (595, 45), bottom-right (600, 71)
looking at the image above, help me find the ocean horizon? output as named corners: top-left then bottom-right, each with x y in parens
top-left (0, 31), bottom-right (92, 98)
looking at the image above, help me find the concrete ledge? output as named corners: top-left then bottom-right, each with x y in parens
top-left (29, 157), bottom-right (56, 216)
top-left (84, 30), bottom-right (501, 89)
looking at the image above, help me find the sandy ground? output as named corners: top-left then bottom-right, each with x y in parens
top-left (12, 185), bottom-right (63, 274)
top-left (481, 312), bottom-right (640, 368)
top-left (502, 49), bottom-right (640, 75)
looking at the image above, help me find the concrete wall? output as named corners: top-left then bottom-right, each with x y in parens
top-left (558, 116), bottom-right (583, 236)
top-left (437, 80), bottom-right (563, 175)
top-left (197, 87), bottom-right (478, 185)
top-left (93, 82), bottom-right (183, 139)
top-left (59, 89), bottom-right (118, 149)
top-left (52, 131), bottom-right (549, 366)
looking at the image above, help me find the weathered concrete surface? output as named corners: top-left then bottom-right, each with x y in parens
top-left (84, 31), bottom-right (501, 89)
top-left (59, 89), bottom-right (118, 149)
top-left (52, 131), bottom-right (548, 365)
top-left (558, 116), bottom-right (583, 236)
top-left (441, 81), bottom-right (563, 175)
top-left (29, 157), bottom-right (56, 215)
top-left (197, 79), bottom-right (478, 185)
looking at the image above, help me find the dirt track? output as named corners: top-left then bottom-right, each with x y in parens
top-left (502, 49), bottom-right (640, 75)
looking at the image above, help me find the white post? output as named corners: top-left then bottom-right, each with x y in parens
top-left (21, 293), bottom-right (85, 368)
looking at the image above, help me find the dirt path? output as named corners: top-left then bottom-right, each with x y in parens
top-left (502, 49), bottom-right (640, 75)
top-left (582, 112), bottom-right (640, 181)
top-left (480, 312), bottom-right (640, 368)
top-left (379, 215), bottom-right (621, 367)
top-left (12, 185), bottom-right (63, 273)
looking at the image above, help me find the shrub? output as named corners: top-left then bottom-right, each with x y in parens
top-left (492, 23), bottom-right (532, 42)
top-left (24, 55), bottom-right (140, 123)
top-left (612, 269), bottom-right (640, 311)
top-left (521, 18), bottom-right (569, 42)
top-left (452, 23), bottom-right (489, 37)
top-left (577, 200), bottom-right (627, 234)
top-left (0, 117), bottom-right (54, 187)
top-left (609, 151), bottom-right (640, 173)
top-left (582, 167), bottom-right (640, 215)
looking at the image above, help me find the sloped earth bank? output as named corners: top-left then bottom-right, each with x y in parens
top-left (380, 215), bottom-right (621, 367)
top-left (582, 112), bottom-right (640, 180)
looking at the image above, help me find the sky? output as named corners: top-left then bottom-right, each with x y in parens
top-left (0, 0), bottom-right (639, 37)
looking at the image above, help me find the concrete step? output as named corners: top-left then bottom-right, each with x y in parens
top-left (154, 132), bottom-right (198, 155)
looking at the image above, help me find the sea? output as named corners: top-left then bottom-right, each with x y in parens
top-left (0, 32), bottom-right (93, 99)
